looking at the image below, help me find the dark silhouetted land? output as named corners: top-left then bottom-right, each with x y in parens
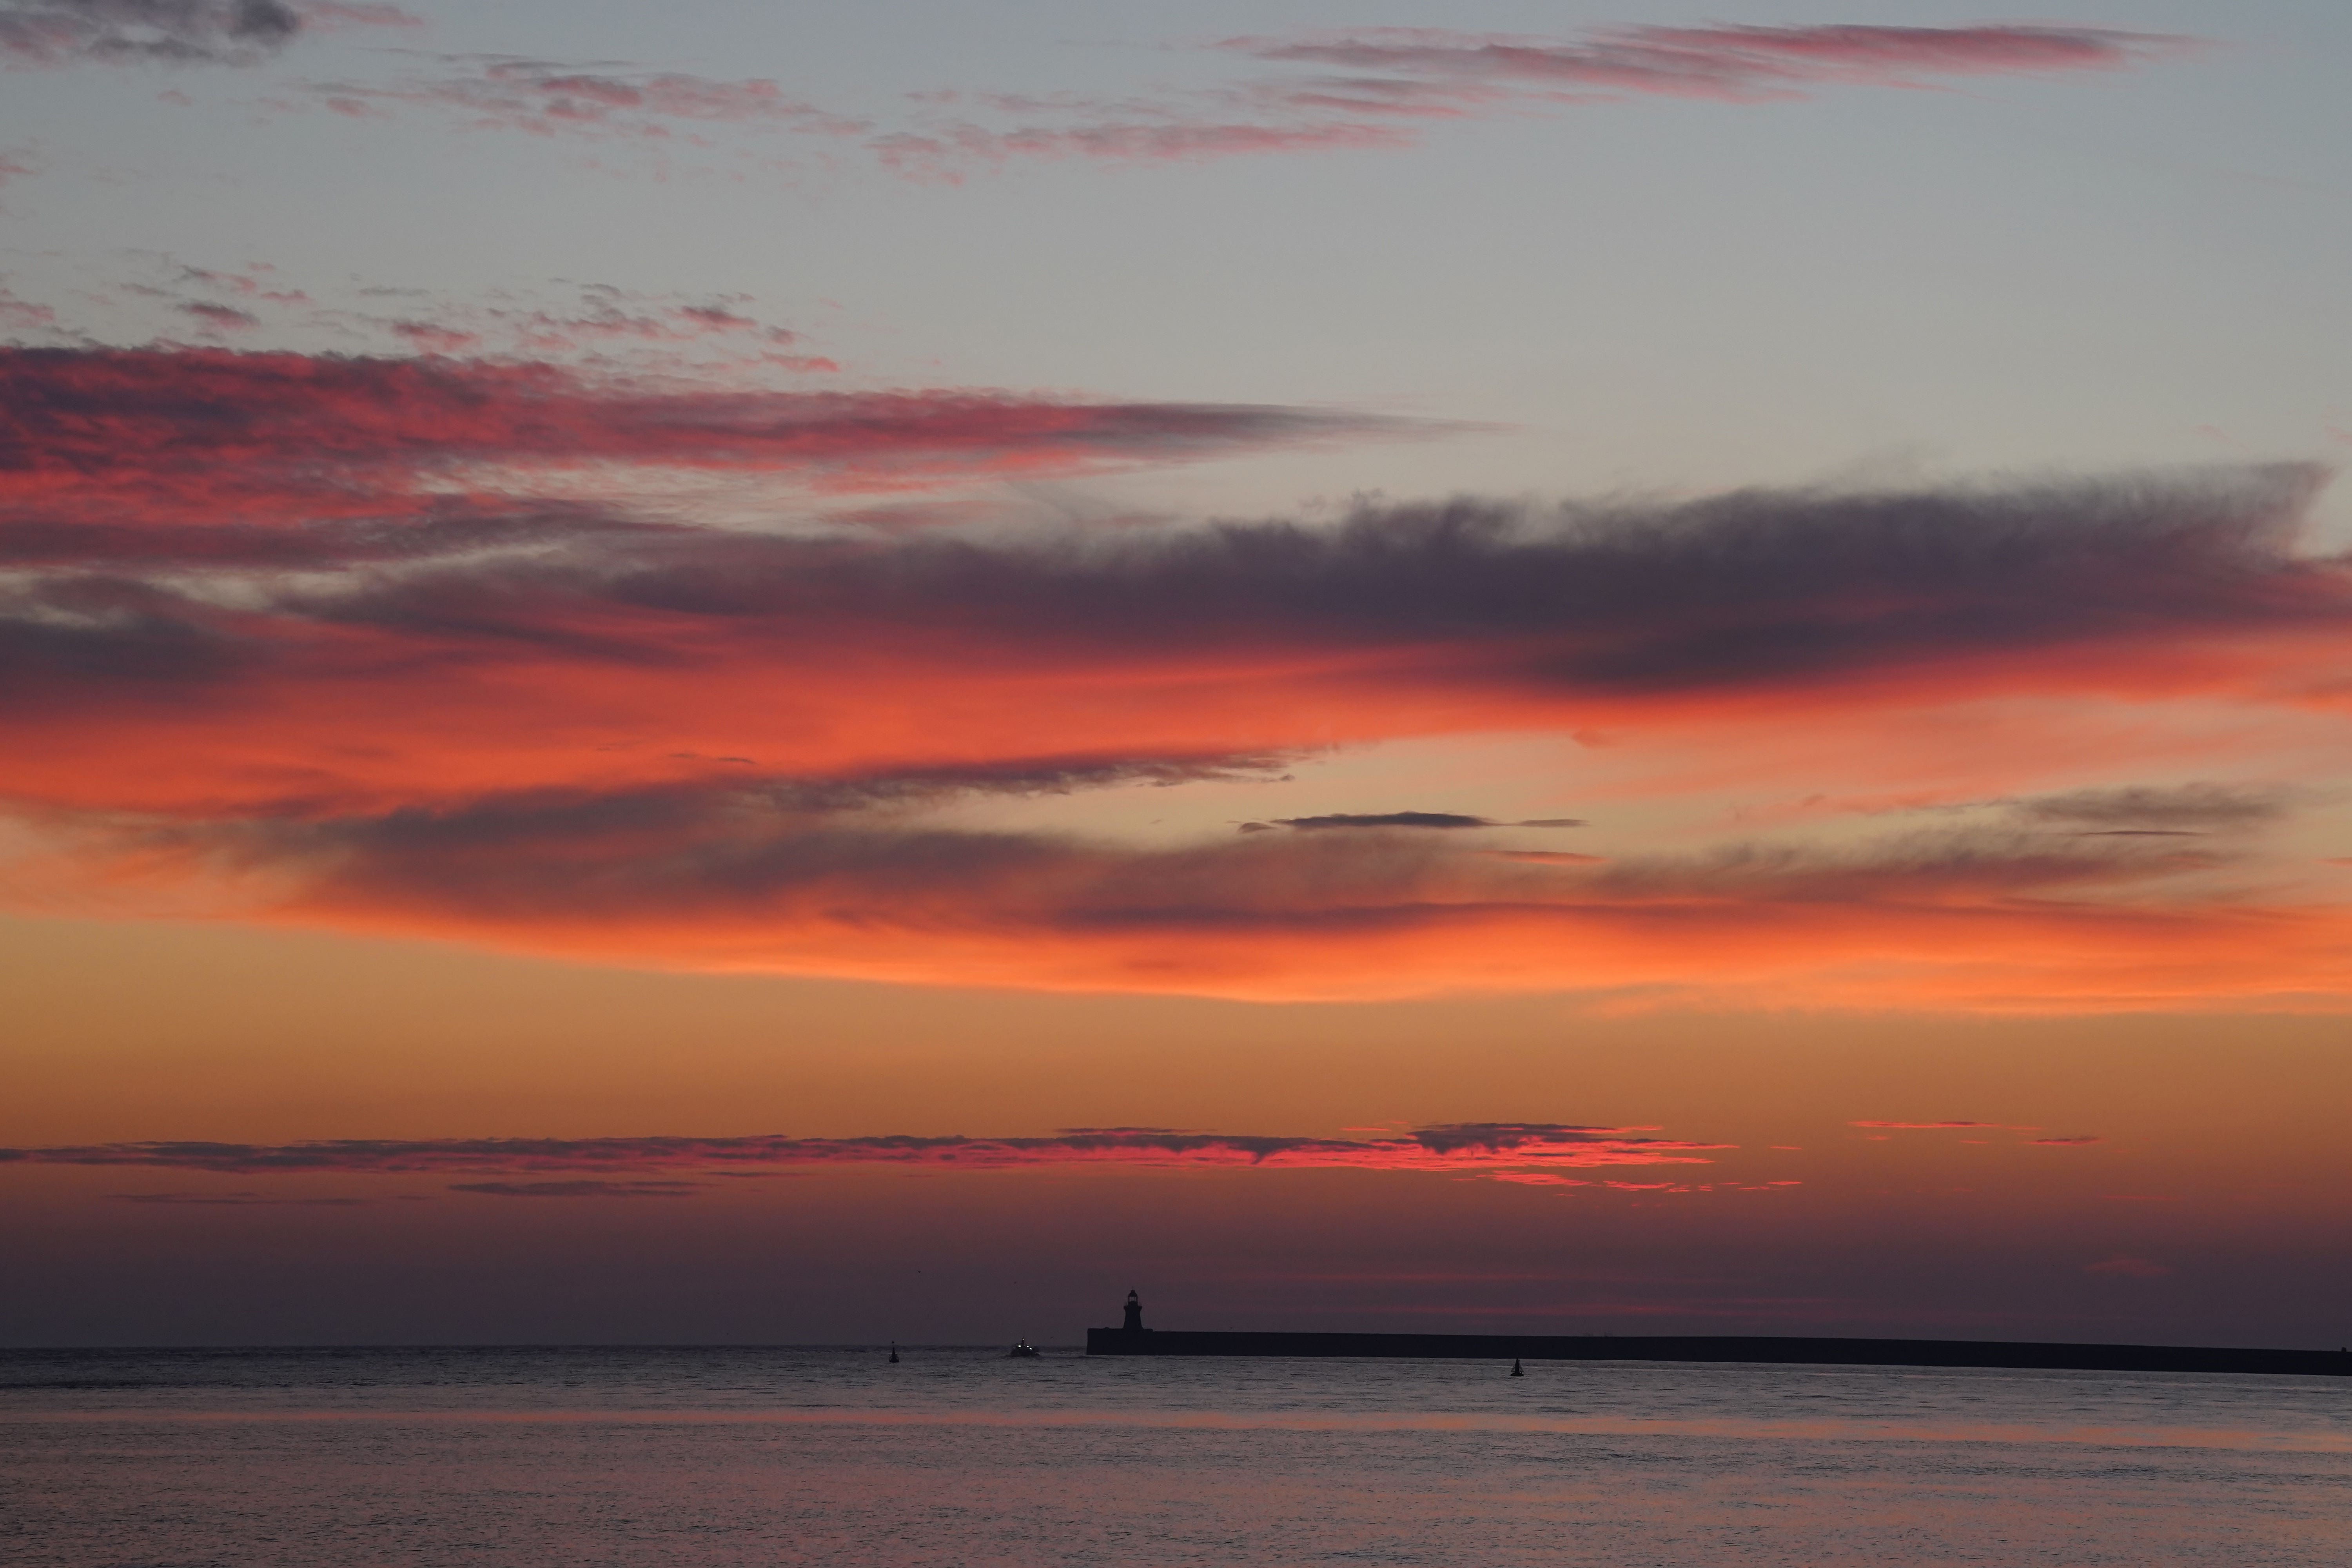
top-left (1086, 1328), bottom-right (2350, 1377)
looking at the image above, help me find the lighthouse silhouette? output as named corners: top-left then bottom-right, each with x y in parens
top-left (1122, 1289), bottom-right (1145, 1331)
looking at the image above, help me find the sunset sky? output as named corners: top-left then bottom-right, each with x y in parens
top-left (4, 0), bottom-right (2349, 1350)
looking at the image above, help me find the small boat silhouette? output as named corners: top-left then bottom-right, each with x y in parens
top-left (1008, 1341), bottom-right (1041, 1359)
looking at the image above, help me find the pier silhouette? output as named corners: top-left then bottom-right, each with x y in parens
top-left (1087, 1294), bottom-right (2350, 1377)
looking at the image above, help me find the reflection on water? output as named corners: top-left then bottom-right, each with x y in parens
top-left (4, 1347), bottom-right (2348, 1566)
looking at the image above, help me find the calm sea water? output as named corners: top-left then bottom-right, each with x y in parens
top-left (4, 1346), bottom-right (2348, 1566)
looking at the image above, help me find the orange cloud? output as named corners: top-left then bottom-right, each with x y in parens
top-left (2, 343), bottom-right (2347, 1010)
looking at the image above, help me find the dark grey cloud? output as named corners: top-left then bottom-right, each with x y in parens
top-left (1264, 812), bottom-right (1497, 831)
top-left (751, 754), bottom-right (1295, 814)
top-left (104, 1189), bottom-right (393, 1205)
top-left (0, 0), bottom-right (298, 65)
top-left (1585, 827), bottom-right (2219, 905)
top-left (0, 351), bottom-right (2333, 717)
top-left (274, 461), bottom-right (2337, 695)
top-left (1244, 812), bottom-right (1588, 832)
top-left (79, 773), bottom-right (2237, 966)
top-left (2014, 784), bottom-right (2294, 832)
top-left (448, 1180), bottom-right (705, 1198)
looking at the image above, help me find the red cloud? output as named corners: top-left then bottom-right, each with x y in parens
top-left (4, 1123), bottom-right (1725, 1179)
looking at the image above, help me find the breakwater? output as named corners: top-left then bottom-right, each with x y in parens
top-left (1084, 1329), bottom-right (2349, 1377)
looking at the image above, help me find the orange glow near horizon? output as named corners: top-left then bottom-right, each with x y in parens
top-left (2, 345), bottom-right (2348, 1347)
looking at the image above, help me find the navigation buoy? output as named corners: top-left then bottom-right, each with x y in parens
top-left (1510, 1358), bottom-right (1524, 1377)
top-left (888, 1342), bottom-right (900, 1364)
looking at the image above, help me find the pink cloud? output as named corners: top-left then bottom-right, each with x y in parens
top-left (894, 24), bottom-right (2198, 178)
top-left (175, 299), bottom-right (261, 331)
top-left (275, 23), bottom-right (2200, 180)
top-left (0, 279), bottom-right (56, 330)
top-left (315, 57), bottom-right (868, 143)
top-left (1231, 24), bottom-right (2194, 102)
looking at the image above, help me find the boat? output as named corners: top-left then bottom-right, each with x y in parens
top-left (1008, 1341), bottom-right (1041, 1358)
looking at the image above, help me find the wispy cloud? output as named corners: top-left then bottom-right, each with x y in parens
top-left (447, 1179), bottom-right (704, 1198)
top-left (313, 54), bottom-right (867, 142)
top-left (105, 1188), bottom-right (413, 1205)
top-left (1240, 813), bottom-right (1588, 833)
top-left (2013, 784), bottom-right (2293, 832)
top-left (24, 793), bottom-right (2346, 1007)
top-left (1227, 24), bottom-right (2192, 102)
top-left (6, 1123), bottom-right (1725, 1182)
top-left (875, 23), bottom-right (2201, 179)
top-left (83, 266), bottom-right (840, 374)
top-left (1852, 1122), bottom-right (2102, 1144)
top-left (230, 21), bottom-right (2204, 181)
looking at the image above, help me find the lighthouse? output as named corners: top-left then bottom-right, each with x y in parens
top-left (1122, 1289), bottom-right (1145, 1331)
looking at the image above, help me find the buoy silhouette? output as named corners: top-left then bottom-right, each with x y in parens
top-left (888, 1342), bottom-right (900, 1364)
top-left (1510, 1358), bottom-right (1524, 1377)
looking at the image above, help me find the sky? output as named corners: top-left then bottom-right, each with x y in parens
top-left (2, 0), bottom-right (2349, 1350)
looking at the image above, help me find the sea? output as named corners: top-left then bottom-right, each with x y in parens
top-left (3, 1346), bottom-right (2347, 1566)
